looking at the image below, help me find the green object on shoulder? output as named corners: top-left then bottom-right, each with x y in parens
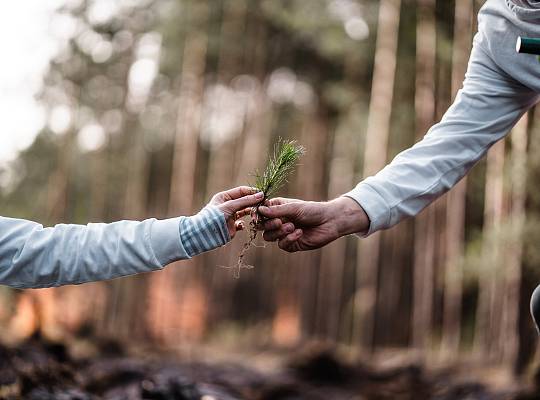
top-left (516, 37), bottom-right (540, 58)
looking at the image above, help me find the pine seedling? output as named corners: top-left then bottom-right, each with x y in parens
top-left (227, 138), bottom-right (305, 278)
top-left (254, 139), bottom-right (306, 200)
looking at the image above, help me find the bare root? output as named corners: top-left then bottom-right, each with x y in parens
top-left (220, 206), bottom-right (266, 278)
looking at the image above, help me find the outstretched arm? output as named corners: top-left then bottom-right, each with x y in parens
top-left (347, 38), bottom-right (538, 235)
top-left (0, 186), bottom-right (263, 288)
top-left (261, 35), bottom-right (539, 251)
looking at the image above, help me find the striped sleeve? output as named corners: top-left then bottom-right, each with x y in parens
top-left (179, 205), bottom-right (231, 257)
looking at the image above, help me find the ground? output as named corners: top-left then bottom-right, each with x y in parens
top-left (1, 333), bottom-right (538, 400)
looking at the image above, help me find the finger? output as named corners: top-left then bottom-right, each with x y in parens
top-left (235, 208), bottom-right (252, 220)
top-left (278, 229), bottom-right (303, 252)
top-left (235, 220), bottom-right (246, 231)
top-left (220, 186), bottom-right (258, 201)
top-left (260, 218), bottom-right (282, 232)
top-left (265, 197), bottom-right (300, 207)
top-left (259, 202), bottom-right (299, 219)
top-left (265, 197), bottom-right (286, 207)
top-left (263, 223), bottom-right (295, 242)
top-left (225, 191), bottom-right (264, 212)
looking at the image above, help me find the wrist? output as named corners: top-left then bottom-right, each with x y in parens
top-left (327, 196), bottom-right (370, 238)
top-left (180, 206), bottom-right (231, 257)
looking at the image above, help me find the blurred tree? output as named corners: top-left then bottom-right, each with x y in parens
top-left (412, 0), bottom-right (437, 354)
top-left (474, 139), bottom-right (506, 358)
top-left (440, 0), bottom-right (474, 360)
top-left (355, 0), bottom-right (401, 352)
top-left (501, 113), bottom-right (528, 368)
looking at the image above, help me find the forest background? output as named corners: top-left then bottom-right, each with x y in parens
top-left (1, 0), bottom-right (538, 382)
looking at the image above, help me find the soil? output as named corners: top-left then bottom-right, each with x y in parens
top-left (0, 333), bottom-right (538, 400)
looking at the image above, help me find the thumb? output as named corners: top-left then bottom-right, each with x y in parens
top-left (259, 203), bottom-right (299, 219)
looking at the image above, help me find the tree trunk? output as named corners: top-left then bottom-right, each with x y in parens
top-left (354, 0), bottom-right (401, 351)
top-left (298, 108), bottom-right (330, 337)
top-left (411, 0), bottom-right (436, 353)
top-left (110, 117), bottom-right (151, 340)
top-left (204, 0), bottom-right (249, 328)
top-left (150, 2), bottom-right (210, 344)
top-left (316, 110), bottom-right (356, 341)
top-left (474, 139), bottom-right (506, 358)
top-left (440, 0), bottom-right (474, 360)
top-left (501, 113), bottom-right (528, 369)
top-left (168, 5), bottom-right (209, 216)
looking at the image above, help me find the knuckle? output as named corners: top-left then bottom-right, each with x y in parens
top-left (214, 192), bottom-right (226, 203)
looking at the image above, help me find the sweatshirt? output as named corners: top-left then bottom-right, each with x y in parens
top-left (0, 206), bottom-right (230, 288)
top-left (345, 0), bottom-right (540, 235)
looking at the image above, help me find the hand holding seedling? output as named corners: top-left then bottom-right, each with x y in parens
top-left (259, 197), bottom-right (370, 252)
top-left (209, 186), bottom-right (264, 238)
top-left (227, 139), bottom-right (305, 277)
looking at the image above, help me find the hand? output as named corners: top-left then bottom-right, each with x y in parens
top-left (258, 197), bottom-right (370, 252)
top-left (209, 186), bottom-right (264, 238)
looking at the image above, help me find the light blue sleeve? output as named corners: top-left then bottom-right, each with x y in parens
top-left (0, 206), bottom-right (230, 289)
top-left (345, 33), bottom-right (539, 235)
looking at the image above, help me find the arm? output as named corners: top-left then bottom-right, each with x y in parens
top-left (346, 37), bottom-right (538, 235)
top-left (0, 216), bottom-right (184, 289)
top-left (0, 187), bottom-right (263, 288)
top-left (260, 34), bottom-right (539, 251)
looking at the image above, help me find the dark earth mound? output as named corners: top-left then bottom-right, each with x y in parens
top-left (0, 334), bottom-right (536, 400)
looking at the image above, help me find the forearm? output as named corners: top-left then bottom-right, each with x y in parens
top-left (0, 217), bottom-right (185, 288)
top-left (0, 206), bottom-right (229, 289)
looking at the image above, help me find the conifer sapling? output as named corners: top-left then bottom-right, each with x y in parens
top-left (226, 139), bottom-right (305, 278)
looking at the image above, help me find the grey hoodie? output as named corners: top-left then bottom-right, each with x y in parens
top-left (506, 0), bottom-right (540, 21)
top-left (346, 0), bottom-right (540, 235)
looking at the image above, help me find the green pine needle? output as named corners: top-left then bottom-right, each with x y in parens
top-left (225, 138), bottom-right (305, 279)
top-left (253, 138), bottom-right (306, 200)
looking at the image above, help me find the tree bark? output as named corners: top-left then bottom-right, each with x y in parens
top-left (168, 5), bottom-right (209, 216)
top-left (501, 113), bottom-right (528, 369)
top-left (354, 0), bottom-right (401, 351)
top-left (440, 0), bottom-right (474, 360)
top-left (411, 0), bottom-right (436, 353)
top-left (474, 139), bottom-right (506, 358)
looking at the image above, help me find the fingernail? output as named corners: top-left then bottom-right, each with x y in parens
top-left (285, 224), bottom-right (293, 233)
top-left (255, 192), bottom-right (264, 199)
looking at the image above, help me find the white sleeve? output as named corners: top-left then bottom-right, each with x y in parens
top-left (0, 205), bottom-right (231, 289)
top-left (345, 35), bottom-right (539, 235)
top-left (0, 216), bottom-right (188, 289)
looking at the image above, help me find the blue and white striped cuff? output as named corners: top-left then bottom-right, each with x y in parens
top-left (179, 205), bottom-right (231, 258)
